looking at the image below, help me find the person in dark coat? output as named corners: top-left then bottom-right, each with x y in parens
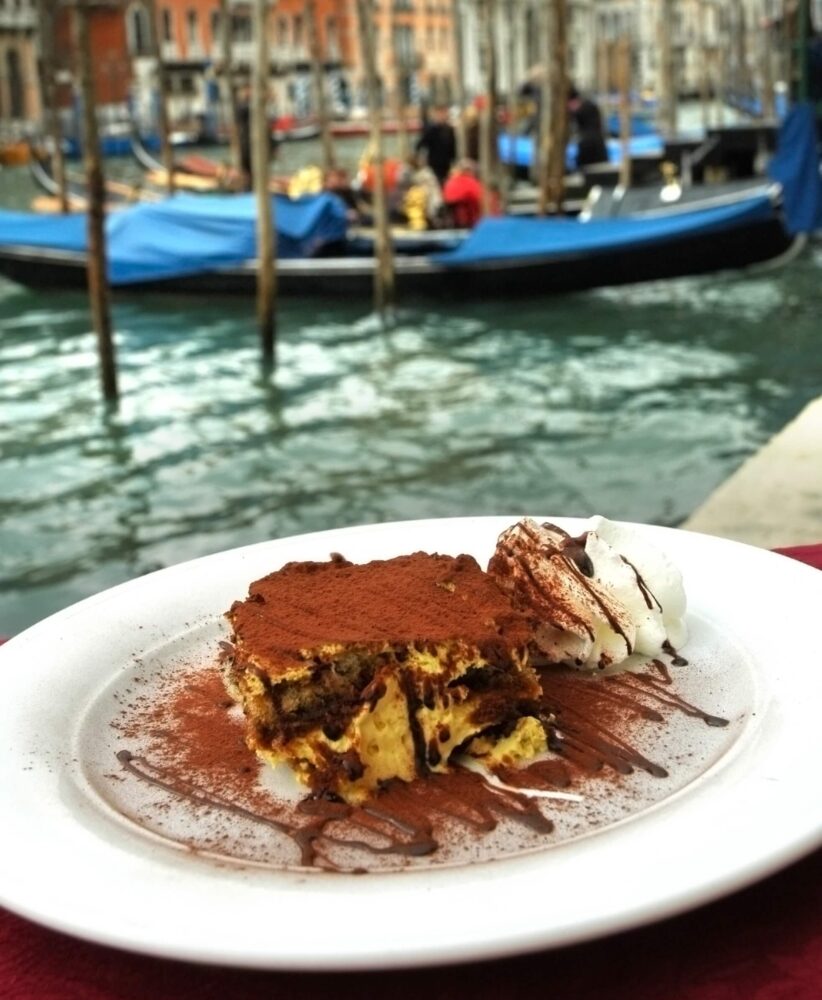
top-left (415, 104), bottom-right (457, 187)
top-left (567, 85), bottom-right (608, 168)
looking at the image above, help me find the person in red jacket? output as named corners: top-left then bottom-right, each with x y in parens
top-left (442, 159), bottom-right (498, 228)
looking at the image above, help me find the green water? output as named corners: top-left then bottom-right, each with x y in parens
top-left (3, 254), bottom-right (821, 637)
top-left (1, 143), bottom-right (821, 637)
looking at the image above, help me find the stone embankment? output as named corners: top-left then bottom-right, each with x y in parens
top-left (682, 396), bottom-right (822, 548)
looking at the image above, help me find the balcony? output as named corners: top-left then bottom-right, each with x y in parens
top-left (0, 9), bottom-right (37, 31)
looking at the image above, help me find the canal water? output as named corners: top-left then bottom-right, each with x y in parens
top-left (1, 128), bottom-right (821, 637)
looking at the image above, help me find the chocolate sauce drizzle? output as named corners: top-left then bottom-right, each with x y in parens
top-left (508, 521), bottom-right (635, 658)
top-left (114, 656), bottom-right (728, 872)
top-left (116, 749), bottom-right (551, 871)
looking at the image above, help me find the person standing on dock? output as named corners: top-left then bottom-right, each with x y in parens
top-left (415, 104), bottom-right (457, 187)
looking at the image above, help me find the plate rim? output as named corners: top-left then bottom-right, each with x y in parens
top-left (1, 515), bottom-right (821, 970)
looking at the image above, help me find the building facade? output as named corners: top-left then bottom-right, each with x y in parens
top-left (0, 0), bottom-right (40, 135)
top-left (11, 1), bottom-right (818, 140)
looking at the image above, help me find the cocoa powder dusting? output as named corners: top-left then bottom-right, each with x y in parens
top-left (227, 552), bottom-right (535, 676)
top-left (109, 647), bottom-right (728, 873)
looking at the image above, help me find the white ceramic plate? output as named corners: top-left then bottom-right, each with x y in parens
top-left (1, 517), bottom-right (820, 970)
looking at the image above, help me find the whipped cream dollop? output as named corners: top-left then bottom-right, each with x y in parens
top-left (488, 516), bottom-right (687, 669)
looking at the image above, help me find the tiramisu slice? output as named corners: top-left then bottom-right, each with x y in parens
top-left (224, 552), bottom-right (545, 804)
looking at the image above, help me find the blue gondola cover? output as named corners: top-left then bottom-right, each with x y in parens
top-left (0, 192), bottom-right (349, 284)
top-left (433, 195), bottom-right (777, 267)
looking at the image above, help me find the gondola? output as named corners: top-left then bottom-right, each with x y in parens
top-left (28, 143), bottom-right (160, 212)
top-left (1, 104), bottom-right (815, 301)
top-left (129, 132), bottom-right (243, 193)
top-left (0, 185), bottom-right (800, 300)
top-left (129, 132), bottom-right (292, 194)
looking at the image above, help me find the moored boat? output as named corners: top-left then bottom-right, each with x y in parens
top-left (2, 104), bottom-right (816, 301)
top-left (0, 185), bottom-right (799, 299)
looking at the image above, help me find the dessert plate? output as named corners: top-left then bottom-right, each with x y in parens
top-left (0, 517), bottom-right (821, 970)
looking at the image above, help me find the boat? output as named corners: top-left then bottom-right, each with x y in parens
top-left (499, 131), bottom-right (666, 169)
top-left (0, 104), bottom-right (815, 300)
top-left (330, 118), bottom-right (423, 139)
top-left (28, 143), bottom-right (161, 212)
top-left (585, 103), bottom-right (822, 236)
top-left (129, 132), bottom-right (290, 194)
top-left (0, 139), bottom-right (31, 166)
top-left (0, 185), bottom-right (799, 299)
top-left (272, 116), bottom-right (321, 143)
top-left (129, 132), bottom-right (243, 192)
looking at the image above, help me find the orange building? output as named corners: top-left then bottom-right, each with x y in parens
top-left (126, 1), bottom-right (459, 123)
top-left (55, 1), bottom-right (132, 109)
top-left (0, 2), bottom-right (39, 134)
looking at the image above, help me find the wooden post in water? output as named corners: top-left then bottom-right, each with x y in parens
top-left (477, 0), bottom-right (498, 216)
top-left (37, 0), bottom-right (69, 213)
top-left (759, 2), bottom-right (775, 119)
top-left (452, 0), bottom-right (468, 160)
top-left (698, 0), bottom-right (711, 130)
top-left (732, 0), bottom-right (748, 107)
top-left (544, 0), bottom-right (568, 214)
top-left (504, 0), bottom-right (518, 202)
top-left (536, 0), bottom-right (552, 215)
top-left (74, 0), bottom-right (118, 402)
top-left (616, 35), bottom-right (632, 190)
top-left (596, 37), bottom-right (610, 108)
top-left (389, 5), bottom-right (410, 161)
top-left (355, 0), bottom-right (395, 313)
top-left (306, 0), bottom-right (336, 172)
top-left (219, 0), bottom-right (242, 180)
top-left (657, 0), bottom-right (677, 137)
top-left (252, 0), bottom-right (276, 364)
top-left (145, 0), bottom-right (174, 195)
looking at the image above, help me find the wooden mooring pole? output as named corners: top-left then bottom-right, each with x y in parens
top-left (478, 0), bottom-right (498, 217)
top-left (616, 35), bottom-right (632, 190)
top-left (145, 0), bottom-right (175, 195)
top-left (658, 0), bottom-right (677, 137)
top-left (544, 0), bottom-right (568, 214)
top-left (355, 0), bottom-right (395, 315)
top-left (37, 0), bottom-right (69, 213)
top-left (504, 0), bottom-right (518, 204)
top-left (74, 0), bottom-right (118, 402)
top-left (253, 0), bottom-right (276, 365)
top-left (389, 5), bottom-right (410, 163)
top-left (306, 0), bottom-right (336, 173)
top-left (219, 0), bottom-right (242, 180)
top-left (452, 0), bottom-right (468, 161)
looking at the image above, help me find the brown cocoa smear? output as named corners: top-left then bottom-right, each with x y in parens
top-left (102, 647), bottom-right (733, 874)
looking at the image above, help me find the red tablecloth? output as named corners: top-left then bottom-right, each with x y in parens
top-left (2, 546), bottom-right (821, 1000)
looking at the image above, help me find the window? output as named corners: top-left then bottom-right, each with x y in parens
top-left (326, 16), bottom-right (338, 57)
top-left (232, 13), bottom-right (252, 43)
top-left (186, 9), bottom-right (199, 47)
top-left (162, 9), bottom-right (172, 44)
top-left (173, 73), bottom-right (196, 96)
top-left (277, 16), bottom-right (288, 47)
top-left (127, 5), bottom-right (151, 56)
top-left (293, 14), bottom-right (304, 47)
top-left (6, 48), bottom-right (23, 118)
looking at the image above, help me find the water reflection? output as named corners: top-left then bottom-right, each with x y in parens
top-left (1, 251), bottom-right (821, 634)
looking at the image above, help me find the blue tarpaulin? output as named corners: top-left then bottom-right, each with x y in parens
top-left (767, 102), bottom-right (822, 235)
top-left (433, 195), bottom-right (777, 267)
top-left (0, 191), bottom-right (348, 284)
top-left (498, 132), bottom-right (665, 171)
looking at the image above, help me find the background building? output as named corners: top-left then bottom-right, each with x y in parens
top-left (0, 0), bottom-right (41, 138)
top-left (2, 0), bottom-right (817, 142)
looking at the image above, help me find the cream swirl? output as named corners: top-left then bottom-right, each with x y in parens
top-left (488, 516), bottom-right (687, 669)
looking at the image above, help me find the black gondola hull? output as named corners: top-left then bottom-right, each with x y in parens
top-left (0, 216), bottom-right (795, 300)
